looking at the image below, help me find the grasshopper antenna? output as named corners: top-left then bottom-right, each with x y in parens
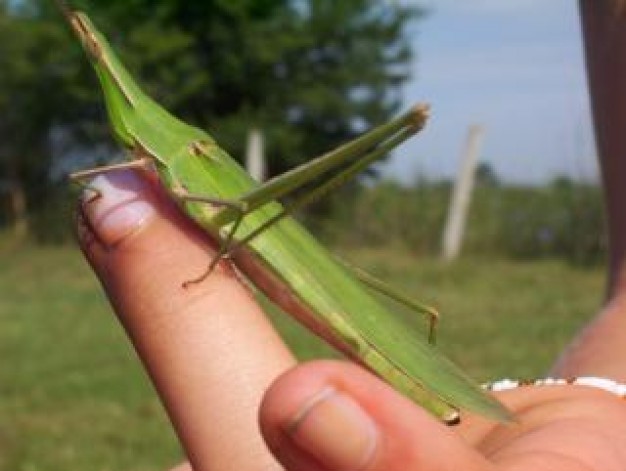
top-left (52, 0), bottom-right (88, 42)
top-left (53, 0), bottom-right (73, 20)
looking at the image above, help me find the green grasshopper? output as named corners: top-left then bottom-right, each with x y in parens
top-left (60, 4), bottom-right (509, 424)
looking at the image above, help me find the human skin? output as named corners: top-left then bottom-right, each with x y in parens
top-left (552, 0), bottom-right (626, 380)
top-left (75, 2), bottom-right (626, 469)
top-left (77, 167), bottom-right (626, 471)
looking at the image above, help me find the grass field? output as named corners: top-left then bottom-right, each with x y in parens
top-left (0, 242), bottom-right (605, 471)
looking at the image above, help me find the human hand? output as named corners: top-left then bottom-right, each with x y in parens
top-left (260, 362), bottom-right (626, 471)
top-left (77, 169), bottom-right (626, 471)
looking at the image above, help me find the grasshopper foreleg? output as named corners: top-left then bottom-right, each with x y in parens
top-left (70, 158), bottom-right (153, 205)
top-left (171, 188), bottom-right (248, 287)
top-left (69, 158), bottom-right (152, 181)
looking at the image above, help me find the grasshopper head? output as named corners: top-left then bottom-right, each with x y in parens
top-left (60, 3), bottom-right (206, 166)
top-left (67, 12), bottom-right (100, 61)
top-left (56, 2), bottom-right (101, 61)
top-left (61, 6), bottom-right (141, 148)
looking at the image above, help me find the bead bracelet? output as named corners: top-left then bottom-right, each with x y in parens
top-left (484, 376), bottom-right (626, 397)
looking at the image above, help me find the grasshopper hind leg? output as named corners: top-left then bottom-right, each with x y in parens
top-left (337, 257), bottom-right (440, 344)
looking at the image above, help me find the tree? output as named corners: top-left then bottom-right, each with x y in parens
top-left (475, 161), bottom-right (500, 187)
top-left (0, 0), bottom-right (422, 237)
top-left (0, 1), bottom-right (87, 236)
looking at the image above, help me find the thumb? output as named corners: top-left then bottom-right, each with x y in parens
top-left (259, 360), bottom-right (496, 471)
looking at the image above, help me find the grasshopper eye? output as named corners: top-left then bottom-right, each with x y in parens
top-left (85, 35), bottom-right (101, 60)
top-left (80, 31), bottom-right (101, 60)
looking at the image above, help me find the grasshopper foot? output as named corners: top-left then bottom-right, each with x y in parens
top-left (181, 253), bottom-right (233, 289)
top-left (81, 184), bottom-right (103, 204)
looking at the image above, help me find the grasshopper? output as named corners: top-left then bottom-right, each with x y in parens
top-left (60, 4), bottom-right (509, 424)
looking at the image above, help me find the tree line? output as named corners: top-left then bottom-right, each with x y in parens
top-left (0, 0), bottom-right (420, 239)
top-left (315, 175), bottom-right (606, 266)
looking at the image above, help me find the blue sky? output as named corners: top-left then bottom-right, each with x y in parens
top-left (381, 0), bottom-right (598, 184)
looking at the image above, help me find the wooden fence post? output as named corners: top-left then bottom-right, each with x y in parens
top-left (441, 125), bottom-right (485, 261)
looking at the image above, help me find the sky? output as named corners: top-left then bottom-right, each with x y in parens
top-left (380, 0), bottom-right (598, 185)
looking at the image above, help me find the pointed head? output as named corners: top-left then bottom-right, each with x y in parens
top-left (61, 7), bottom-right (143, 148)
top-left (58, 4), bottom-right (211, 167)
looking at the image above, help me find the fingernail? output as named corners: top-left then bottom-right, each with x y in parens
top-left (286, 387), bottom-right (378, 471)
top-left (81, 170), bottom-right (156, 247)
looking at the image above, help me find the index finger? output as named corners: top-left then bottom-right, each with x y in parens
top-left (77, 169), bottom-right (295, 471)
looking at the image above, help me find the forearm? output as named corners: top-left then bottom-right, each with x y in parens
top-left (551, 1), bottom-right (626, 379)
top-left (580, 0), bottom-right (626, 296)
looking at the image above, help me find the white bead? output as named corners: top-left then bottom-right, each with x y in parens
top-left (484, 376), bottom-right (626, 398)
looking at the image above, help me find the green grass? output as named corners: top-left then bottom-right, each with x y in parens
top-left (0, 243), bottom-right (605, 470)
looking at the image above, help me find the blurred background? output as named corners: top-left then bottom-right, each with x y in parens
top-left (0, 0), bottom-right (607, 469)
